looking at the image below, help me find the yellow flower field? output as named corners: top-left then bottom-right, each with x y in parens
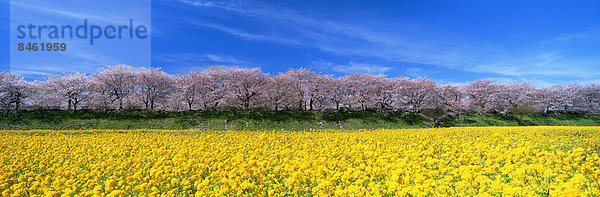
top-left (1, 126), bottom-right (599, 196)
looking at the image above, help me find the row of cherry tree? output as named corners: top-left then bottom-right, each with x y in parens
top-left (1, 65), bottom-right (599, 116)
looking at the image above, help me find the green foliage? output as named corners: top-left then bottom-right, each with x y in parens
top-left (1, 109), bottom-right (598, 130)
top-left (444, 112), bottom-right (600, 127)
top-left (508, 105), bottom-right (534, 121)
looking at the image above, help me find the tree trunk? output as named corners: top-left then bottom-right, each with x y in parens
top-left (244, 97), bottom-right (250, 110)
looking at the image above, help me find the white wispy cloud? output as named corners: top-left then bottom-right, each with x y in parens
top-left (154, 53), bottom-right (253, 67)
top-left (552, 29), bottom-right (600, 42)
top-left (10, 63), bottom-right (95, 79)
top-left (192, 22), bottom-right (302, 45)
top-left (179, 0), bottom-right (479, 67)
top-left (312, 60), bottom-right (392, 74)
top-left (405, 67), bottom-right (428, 78)
top-left (179, 0), bottom-right (600, 85)
top-left (9, 69), bottom-right (55, 77)
top-left (203, 54), bottom-right (252, 65)
top-left (10, 0), bottom-right (149, 24)
top-left (469, 50), bottom-right (600, 79)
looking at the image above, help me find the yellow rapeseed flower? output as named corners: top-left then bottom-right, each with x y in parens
top-left (0, 126), bottom-right (598, 196)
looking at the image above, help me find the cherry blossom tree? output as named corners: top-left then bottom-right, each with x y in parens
top-left (27, 81), bottom-right (61, 109)
top-left (539, 83), bottom-right (579, 114)
top-left (433, 84), bottom-right (467, 116)
top-left (223, 67), bottom-right (267, 110)
top-left (390, 77), bottom-right (410, 111)
top-left (2, 66), bottom-right (598, 115)
top-left (578, 83), bottom-right (600, 113)
top-left (0, 72), bottom-right (30, 111)
top-left (200, 67), bottom-right (228, 110)
top-left (464, 79), bottom-right (501, 118)
top-left (403, 78), bottom-right (437, 112)
top-left (134, 67), bottom-right (174, 110)
top-left (506, 82), bottom-right (537, 107)
top-left (344, 73), bottom-right (382, 110)
top-left (92, 65), bottom-right (136, 110)
top-left (306, 73), bottom-right (332, 111)
top-left (265, 73), bottom-right (295, 111)
top-left (280, 68), bottom-right (319, 110)
top-left (45, 73), bottom-right (92, 110)
top-left (371, 77), bottom-right (396, 111)
top-left (327, 77), bottom-right (349, 111)
top-left (175, 72), bottom-right (203, 110)
top-left (498, 82), bottom-right (541, 118)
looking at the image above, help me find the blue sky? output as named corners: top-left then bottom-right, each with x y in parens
top-left (3, 0), bottom-right (600, 86)
top-left (6, 0), bottom-right (150, 77)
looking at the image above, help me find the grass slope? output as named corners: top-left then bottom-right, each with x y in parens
top-left (1, 109), bottom-right (599, 130)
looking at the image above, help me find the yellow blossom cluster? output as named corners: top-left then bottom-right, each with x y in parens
top-left (0, 126), bottom-right (599, 196)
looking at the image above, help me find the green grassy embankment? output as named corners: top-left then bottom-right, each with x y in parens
top-left (1, 109), bottom-right (598, 130)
